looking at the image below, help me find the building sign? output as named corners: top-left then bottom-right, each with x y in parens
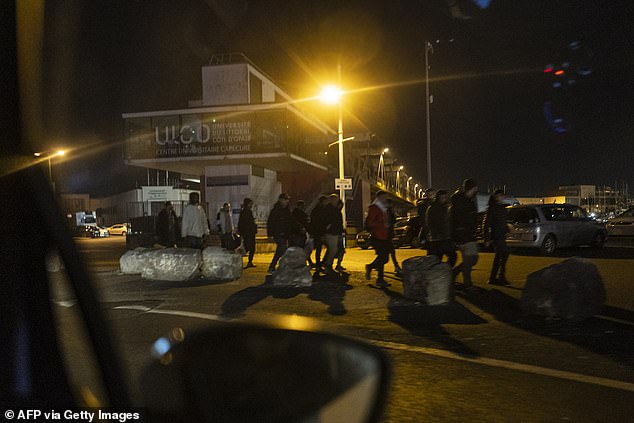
top-left (142, 187), bottom-right (169, 201)
top-left (125, 110), bottom-right (286, 160)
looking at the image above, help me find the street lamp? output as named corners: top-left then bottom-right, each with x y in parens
top-left (414, 183), bottom-right (419, 199)
top-left (319, 63), bottom-right (347, 229)
top-left (396, 165), bottom-right (404, 195)
top-left (376, 148), bottom-right (389, 183)
top-left (425, 40), bottom-right (434, 188)
top-left (34, 149), bottom-right (65, 193)
top-left (406, 176), bottom-right (413, 199)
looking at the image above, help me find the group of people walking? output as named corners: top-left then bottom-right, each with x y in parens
top-left (364, 179), bottom-right (510, 290)
top-left (160, 182), bottom-right (510, 289)
top-left (266, 193), bottom-right (347, 278)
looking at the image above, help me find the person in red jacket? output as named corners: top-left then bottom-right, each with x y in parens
top-left (364, 191), bottom-right (391, 287)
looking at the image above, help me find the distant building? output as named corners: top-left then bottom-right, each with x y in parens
top-left (515, 184), bottom-right (630, 217)
top-left (122, 53), bottom-right (334, 224)
top-left (61, 186), bottom-right (198, 227)
top-left (558, 184), bottom-right (629, 215)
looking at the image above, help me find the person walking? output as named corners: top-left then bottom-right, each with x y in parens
top-left (291, 200), bottom-right (310, 248)
top-left (156, 201), bottom-right (179, 247)
top-left (292, 199), bottom-right (314, 267)
top-left (417, 188), bottom-right (435, 249)
top-left (450, 179), bottom-right (480, 292)
top-left (426, 190), bottom-right (457, 267)
top-left (266, 193), bottom-right (294, 274)
top-left (320, 194), bottom-right (343, 278)
top-left (364, 191), bottom-right (391, 288)
top-left (181, 192), bottom-right (209, 249)
top-left (484, 189), bottom-right (510, 285)
top-left (217, 202), bottom-right (235, 250)
top-left (385, 198), bottom-right (402, 276)
top-left (309, 195), bottom-right (328, 270)
top-left (237, 198), bottom-right (258, 268)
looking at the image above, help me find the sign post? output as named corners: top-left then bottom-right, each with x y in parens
top-left (335, 178), bottom-right (353, 191)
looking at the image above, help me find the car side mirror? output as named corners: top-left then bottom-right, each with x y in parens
top-left (140, 323), bottom-right (391, 423)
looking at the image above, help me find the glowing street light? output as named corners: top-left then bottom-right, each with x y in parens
top-left (406, 176), bottom-right (413, 199)
top-left (319, 85), bottom-right (343, 105)
top-left (34, 149), bottom-right (65, 193)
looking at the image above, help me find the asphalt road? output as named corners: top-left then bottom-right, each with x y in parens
top-left (49, 237), bottom-right (634, 422)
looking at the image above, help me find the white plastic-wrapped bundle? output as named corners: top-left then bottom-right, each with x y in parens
top-left (402, 255), bottom-right (452, 305)
top-left (201, 247), bottom-right (243, 281)
top-left (119, 248), bottom-right (150, 274)
top-left (272, 247), bottom-right (312, 287)
top-left (141, 248), bottom-right (201, 281)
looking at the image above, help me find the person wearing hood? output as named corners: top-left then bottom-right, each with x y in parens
top-left (181, 192), bottom-right (209, 249)
top-left (417, 188), bottom-right (435, 249)
top-left (426, 190), bottom-right (457, 267)
top-left (237, 198), bottom-right (257, 268)
top-left (364, 191), bottom-right (391, 287)
top-left (483, 189), bottom-right (510, 285)
top-left (450, 178), bottom-right (480, 291)
top-left (156, 201), bottom-right (179, 247)
top-left (309, 195), bottom-right (328, 270)
top-left (266, 193), bottom-right (294, 273)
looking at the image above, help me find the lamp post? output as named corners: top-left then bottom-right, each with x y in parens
top-left (406, 177), bottom-right (413, 199)
top-left (34, 149), bottom-right (65, 193)
top-left (320, 64), bottom-right (347, 229)
top-left (396, 165), bottom-right (404, 195)
top-left (414, 183), bottom-right (419, 199)
top-left (425, 40), bottom-right (434, 188)
top-left (376, 147), bottom-right (389, 183)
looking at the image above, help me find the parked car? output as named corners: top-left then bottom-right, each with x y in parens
top-left (606, 208), bottom-right (634, 237)
top-left (91, 226), bottom-right (110, 238)
top-left (107, 223), bottom-right (128, 236)
top-left (392, 216), bottom-right (422, 248)
top-left (506, 204), bottom-right (607, 255)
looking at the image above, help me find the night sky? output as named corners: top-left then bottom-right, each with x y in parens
top-left (43, 0), bottom-right (634, 197)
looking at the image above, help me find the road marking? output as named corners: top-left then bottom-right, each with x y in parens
top-left (371, 339), bottom-right (634, 393)
top-left (596, 315), bottom-right (634, 327)
top-left (112, 306), bottom-right (229, 322)
top-left (51, 300), bottom-right (77, 308)
top-left (112, 306), bottom-right (634, 393)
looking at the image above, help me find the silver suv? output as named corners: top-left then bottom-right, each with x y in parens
top-left (506, 204), bottom-right (607, 255)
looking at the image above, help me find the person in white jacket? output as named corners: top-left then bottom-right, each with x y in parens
top-left (217, 202), bottom-right (235, 249)
top-left (181, 192), bottom-right (209, 248)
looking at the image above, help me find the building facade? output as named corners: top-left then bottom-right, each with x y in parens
top-left (122, 55), bottom-right (335, 225)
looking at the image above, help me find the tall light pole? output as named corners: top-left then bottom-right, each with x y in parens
top-left (425, 40), bottom-right (434, 188)
top-left (34, 149), bottom-right (65, 193)
top-left (406, 176), bottom-right (413, 199)
top-left (414, 183), bottom-right (419, 199)
top-left (377, 147), bottom-right (388, 183)
top-left (396, 165), bottom-right (404, 195)
top-left (320, 63), bottom-right (347, 229)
